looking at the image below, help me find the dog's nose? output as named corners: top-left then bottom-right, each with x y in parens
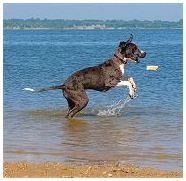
top-left (143, 52), bottom-right (146, 57)
top-left (141, 51), bottom-right (146, 58)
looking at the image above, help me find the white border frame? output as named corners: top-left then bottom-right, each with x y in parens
top-left (1, 0), bottom-right (184, 180)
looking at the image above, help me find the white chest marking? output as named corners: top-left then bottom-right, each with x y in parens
top-left (119, 64), bottom-right (125, 75)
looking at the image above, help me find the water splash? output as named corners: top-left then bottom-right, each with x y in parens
top-left (97, 96), bottom-right (131, 117)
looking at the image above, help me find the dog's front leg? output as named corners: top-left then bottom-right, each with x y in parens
top-left (116, 77), bottom-right (137, 99)
top-left (128, 77), bottom-right (137, 93)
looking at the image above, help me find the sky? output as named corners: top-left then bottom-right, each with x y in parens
top-left (3, 3), bottom-right (183, 21)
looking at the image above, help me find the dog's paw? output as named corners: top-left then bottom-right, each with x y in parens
top-left (129, 88), bottom-right (137, 99)
top-left (129, 94), bottom-right (134, 99)
top-left (129, 93), bottom-right (137, 99)
top-left (129, 90), bottom-right (135, 99)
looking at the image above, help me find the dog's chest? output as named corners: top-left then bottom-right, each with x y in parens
top-left (119, 64), bottom-right (125, 75)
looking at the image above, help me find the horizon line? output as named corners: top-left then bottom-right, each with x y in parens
top-left (3, 18), bottom-right (183, 22)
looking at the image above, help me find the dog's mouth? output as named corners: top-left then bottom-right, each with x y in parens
top-left (128, 57), bottom-right (140, 64)
top-left (134, 58), bottom-right (140, 64)
top-left (131, 51), bottom-right (146, 64)
top-left (135, 58), bottom-right (140, 64)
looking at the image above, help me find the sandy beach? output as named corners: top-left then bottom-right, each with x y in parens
top-left (4, 162), bottom-right (182, 178)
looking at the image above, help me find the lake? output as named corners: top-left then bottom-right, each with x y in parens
top-left (3, 29), bottom-right (183, 170)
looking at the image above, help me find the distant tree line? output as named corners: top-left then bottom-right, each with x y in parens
top-left (3, 18), bottom-right (183, 30)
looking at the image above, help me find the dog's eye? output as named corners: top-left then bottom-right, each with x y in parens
top-left (132, 48), bottom-right (137, 53)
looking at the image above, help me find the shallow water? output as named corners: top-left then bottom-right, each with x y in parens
top-left (4, 29), bottom-right (183, 170)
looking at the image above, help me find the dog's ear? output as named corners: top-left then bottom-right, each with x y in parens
top-left (119, 34), bottom-right (133, 47)
top-left (119, 41), bottom-right (126, 47)
top-left (126, 34), bottom-right (133, 44)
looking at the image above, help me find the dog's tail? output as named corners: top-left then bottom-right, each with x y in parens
top-left (23, 85), bottom-right (65, 93)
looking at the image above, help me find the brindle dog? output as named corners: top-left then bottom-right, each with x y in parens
top-left (30, 34), bottom-right (146, 118)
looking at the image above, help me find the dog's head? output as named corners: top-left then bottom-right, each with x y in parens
top-left (117, 34), bottom-right (146, 63)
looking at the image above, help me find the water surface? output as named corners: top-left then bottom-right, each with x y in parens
top-left (4, 29), bottom-right (183, 170)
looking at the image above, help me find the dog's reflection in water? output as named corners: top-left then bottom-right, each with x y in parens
top-left (65, 117), bottom-right (90, 133)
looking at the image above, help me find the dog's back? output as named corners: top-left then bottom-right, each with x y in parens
top-left (63, 58), bottom-right (122, 91)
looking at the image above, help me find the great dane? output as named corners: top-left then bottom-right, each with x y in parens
top-left (26, 34), bottom-right (146, 118)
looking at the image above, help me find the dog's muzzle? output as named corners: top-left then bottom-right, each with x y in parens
top-left (135, 51), bottom-right (146, 63)
top-left (139, 51), bottom-right (146, 58)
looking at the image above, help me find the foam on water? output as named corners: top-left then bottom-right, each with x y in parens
top-left (97, 96), bottom-right (131, 117)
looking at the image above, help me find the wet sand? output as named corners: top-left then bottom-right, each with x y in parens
top-left (4, 162), bottom-right (182, 178)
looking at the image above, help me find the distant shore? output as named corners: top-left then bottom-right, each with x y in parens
top-left (4, 19), bottom-right (183, 30)
top-left (3, 27), bottom-right (183, 31)
top-left (4, 161), bottom-right (182, 178)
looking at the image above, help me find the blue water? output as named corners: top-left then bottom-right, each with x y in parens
top-left (4, 29), bottom-right (183, 171)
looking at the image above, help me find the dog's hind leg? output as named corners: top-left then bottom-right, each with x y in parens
top-left (65, 99), bottom-right (75, 118)
top-left (63, 91), bottom-right (75, 118)
top-left (67, 91), bottom-right (89, 118)
top-left (67, 100), bottom-right (88, 118)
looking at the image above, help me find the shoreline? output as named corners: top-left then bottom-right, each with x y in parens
top-left (3, 28), bottom-right (183, 31)
top-left (4, 161), bottom-right (183, 178)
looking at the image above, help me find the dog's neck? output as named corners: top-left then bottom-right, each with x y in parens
top-left (112, 53), bottom-right (126, 75)
top-left (113, 47), bottom-right (127, 64)
top-left (113, 53), bottom-right (127, 65)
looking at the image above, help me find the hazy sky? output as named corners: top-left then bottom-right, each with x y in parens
top-left (4, 3), bottom-right (183, 21)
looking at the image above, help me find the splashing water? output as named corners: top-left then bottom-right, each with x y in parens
top-left (97, 96), bottom-right (132, 117)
